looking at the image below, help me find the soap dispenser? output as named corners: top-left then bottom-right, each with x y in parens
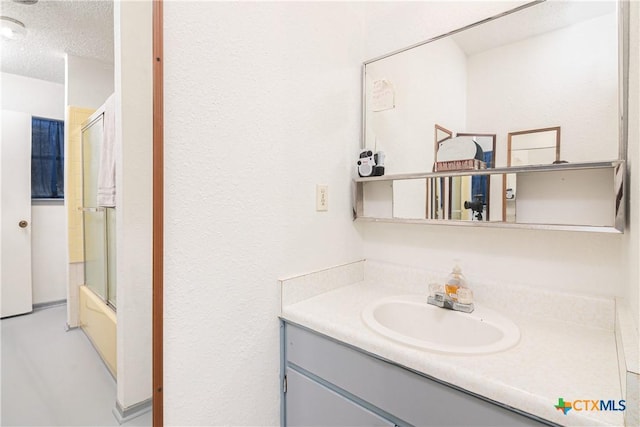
top-left (444, 261), bottom-right (467, 302)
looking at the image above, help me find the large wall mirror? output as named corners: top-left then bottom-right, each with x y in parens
top-left (360, 0), bottom-right (626, 229)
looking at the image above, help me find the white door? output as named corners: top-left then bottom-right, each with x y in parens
top-left (1, 110), bottom-right (33, 318)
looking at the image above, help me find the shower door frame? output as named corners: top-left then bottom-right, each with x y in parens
top-left (81, 111), bottom-right (116, 310)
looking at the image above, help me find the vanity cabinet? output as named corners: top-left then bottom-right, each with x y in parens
top-left (285, 369), bottom-right (394, 426)
top-left (281, 321), bottom-right (554, 427)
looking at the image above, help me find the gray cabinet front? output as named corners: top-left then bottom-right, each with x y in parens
top-left (281, 321), bottom-right (553, 427)
top-left (285, 368), bottom-right (394, 426)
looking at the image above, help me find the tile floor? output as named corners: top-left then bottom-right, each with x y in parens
top-left (1, 304), bottom-right (151, 426)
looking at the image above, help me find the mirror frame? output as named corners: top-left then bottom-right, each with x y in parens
top-left (503, 126), bottom-right (560, 222)
top-left (507, 126), bottom-right (561, 167)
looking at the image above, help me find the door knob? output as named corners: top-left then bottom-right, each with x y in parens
top-left (18, 220), bottom-right (28, 228)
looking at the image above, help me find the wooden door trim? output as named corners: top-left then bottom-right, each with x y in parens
top-left (152, 1), bottom-right (164, 425)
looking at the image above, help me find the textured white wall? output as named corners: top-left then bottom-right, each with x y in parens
top-left (1, 72), bottom-right (68, 304)
top-left (163, 2), bottom-right (364, 424)
top-left (364, 37), bottom-right (467, 174)
top-left (360, 2), bottom-right (626, 298)
top-left (114, 1), bottom-right (153, 409)
top-left (467, 12), bottom-right (618, 164)
top-left (1, 73), bottom-right (64, 119)
top-left (65, 54), bottom-right (114, 110)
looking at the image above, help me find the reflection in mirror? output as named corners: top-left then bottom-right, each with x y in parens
top-left (425, 133), bottom-right (496, 221)
top-left (428, 176), bottom-right (446, 219)
top-left (364, 1), bottom-right (618, 175)
top-left (434, 124), bottom-right (453, 167)
top-left (393, 125), bottom-right (453, 220)
top-left (513, 168), bottom-right (618, 227)
top-left (457, 133), bottom-right (495, 221)
top-left (449, 176), bottom-right (473, 220)
top-left (363, 181), bottom-right (393, 219)
top-left (508, 127), bottom-right (561, 167)
top-left (393, 179), bottom-right (427, 219)
top-left (504, 127), bottom-right (560, 221)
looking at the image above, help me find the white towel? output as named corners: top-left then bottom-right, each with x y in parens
top-left (97, 93), bottom-right (116, 207)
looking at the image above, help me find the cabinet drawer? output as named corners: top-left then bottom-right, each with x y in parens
top-left (286, 368), bottom-right (394, 426)
top-left (285, 323), bottom-right (550, 426)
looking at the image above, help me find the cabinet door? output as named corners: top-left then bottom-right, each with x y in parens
top-left (285, 368), bottom-right (394, 427)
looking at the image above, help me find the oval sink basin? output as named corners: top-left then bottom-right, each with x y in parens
top-left (362, 295), bottom-right (520, 355)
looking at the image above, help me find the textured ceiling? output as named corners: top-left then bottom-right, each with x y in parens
top-left (0, 0), bottom-right (113, 84)
top-left (452, 1), bottom-right (616, 56)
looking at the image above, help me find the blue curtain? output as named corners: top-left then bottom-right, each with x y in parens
top-left (31, 117), bottom-right (64, 198)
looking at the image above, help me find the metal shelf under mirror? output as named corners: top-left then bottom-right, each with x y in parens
top-left (353, 160), bottom-right (625, 233)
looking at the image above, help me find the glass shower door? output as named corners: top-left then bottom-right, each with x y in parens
top-left (82, 115), bottom-right (108, 302)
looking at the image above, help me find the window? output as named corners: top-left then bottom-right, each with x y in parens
top-left (31, 117), bottom-right (64, 199)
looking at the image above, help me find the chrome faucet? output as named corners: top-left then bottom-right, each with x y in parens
top-left (427, 286), bottom-right (474, 313)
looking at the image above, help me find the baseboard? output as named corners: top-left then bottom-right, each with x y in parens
top-left (33, 299), bottom-right (67, 311)
top-left (113, 398), bottom-right (152, 424)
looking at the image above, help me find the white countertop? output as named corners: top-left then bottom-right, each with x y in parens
top-left (281, 279), bottom-right (624, 427)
